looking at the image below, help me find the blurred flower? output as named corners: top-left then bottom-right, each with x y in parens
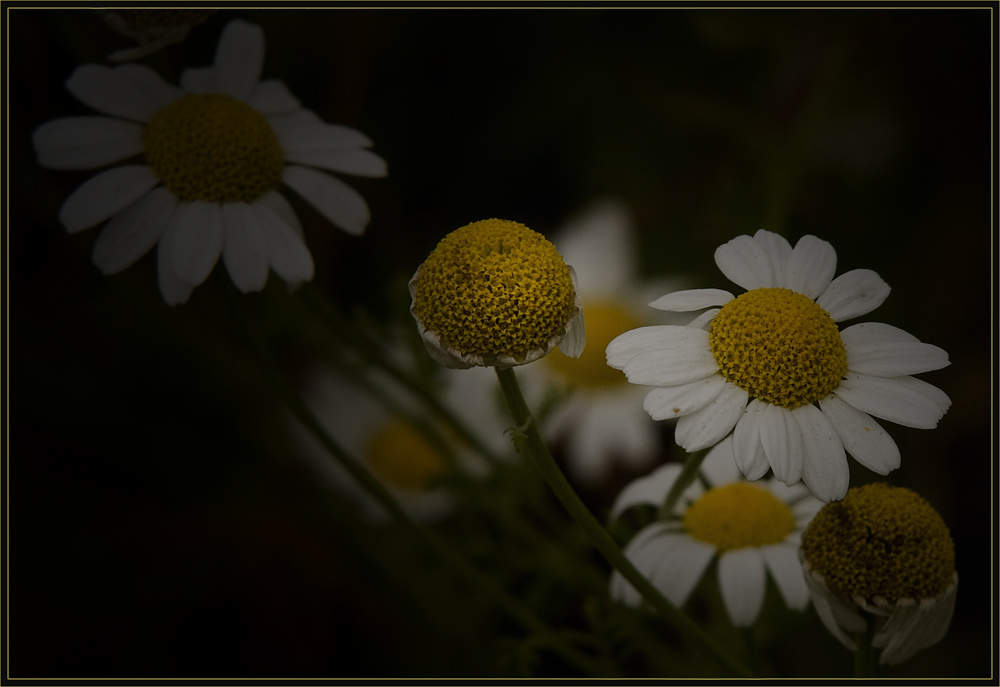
top-left (33, 19), bottom-right (386, 305)
top-left (409, 218), bottom-right (585, 369)
top-left (523, 200), bottom-right (679, 486)
top-left (97, 9), bottom-right (216, 62)
top-left (607, 229), bottom-right (951, 502)
top-left (799, 483), bottom-right (957, 665)
top-left (609, 436), bottom-right (823, 627)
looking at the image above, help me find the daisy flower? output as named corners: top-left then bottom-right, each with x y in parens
top-left (606, 229), bottom-right (951, 502)
top-left (523, 199), bottom-right (681, 486)
top-left (799, 483), bottom-right (957, 666)
top-left (33, 19), bottom-right (386, 305)
top-left (409, 218), bottom-right (585, 369)
top-left (608, 435), bottom-right (824, 627)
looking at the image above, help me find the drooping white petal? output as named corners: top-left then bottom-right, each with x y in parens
top-left (819, 393), bottom-right (901, 475)
top-left (842, 322), bottom-right (950, 377)
top-left (759, 403), bottom-right (804, 486)
top-left (92, 186), bottom-right (177, 274)
top-left (611, 329), bottom-right (719, 386)
top-left (213, 19), bottom-right (264, 102)
top-left (221, 202), bottom-right (269, 293)
top-left (717, 548), bottom-right (767, 626)
top-left (282, 165), bottom-right (371, 236)
top-left (249, 79), bottom-right (301, 116)
top-left (65, 64), bottom-right (179, 122)
top-left (169, 200), bottom-right (225, 285)
top-left (753, 229), bottom-right (792, 286)
top-left (256, 189), bottom-right (304, 238)
top-left (557, 286), bottom-right (586, 358)
top-left (33, 117), bottom-right (144, 170)
top-left (674, 381), bottom-right (748, 452)
top-left (610, 464), bottom-right (683, 519)
top-left (802, 565), bottom-right (865, 650)
top-left (833, 372), bottom-right (951, 429)
top-left (156, 222), bottom-right (194, 305)
top-left (553, 199), bottom-right (635, 295)
top-left (785, 235), bottom-right (837, 299)
top-left (793, 403), bottom-right (849, 502)
top-left (648, 288), bottom-right (734, 312)
top-left (643, 374), bottom-right (727, 421)
top-left (254, 198), bottom-right (315, 284)
top-left (685, 308), bottom-right (719, 330)
top-left (714, 234), bottom-right (774, 290)
top-left (816, 269), bottom-right (891, 322)
top-left (277, 123), bottom-right (374, 155)
top-left (875, 577), bottom-right (957, 665)
top-left (59, 165), bottom-right (160, 233)
top-left (266, 108), bottom-right (326, 135)
top-left (647, 534), bottom-right (717, 609)
top-left (732, 398), bottom-right (771, 481)
top-left (284, 147), bottom-right (388, 178)
top-left (699, 434), bottom-right (742, 487)
top-left (760, 543), bottom-right (810, 610)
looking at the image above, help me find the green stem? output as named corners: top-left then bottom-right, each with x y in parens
top-left (659, 447), bottom-right (709, 519)
top-left (495, 366), bottom-right (754, 678)
top-left (854, 612), bottom-right (879, 678)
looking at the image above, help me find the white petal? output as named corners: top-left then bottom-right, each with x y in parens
top-left (610, 464), bottom-right (683, 519)
top-left (612, 329), bottom-right (720, 386)
top-left (785, 235), bottom-right (837, 299)
top-left (793, 403), bottom-right (849, 503)
top-left (802, 566), bottom-right (864, 650)
top-left (254, 198), bottom-right (314, 284)
top-left (842, 322), bottom-right (950, 377)
top-left (647, 534), bottom-right (717, 608)
top-left (833, 372), bottom-right (951, 429)
top-left (816, 269), bottom-right (891, 322)
top-left (674, 381), bottom-right (748, 452)
top-left (553, 199), bottom-right (635, 295)
top-left (699, 434), bottom-right (742, 486)
top-left (648, 288), bottom-right (734, 312)
top-left (33, 117), bottom-right (144, 170)
top-left (156, 223), bottom-right (194, 305)
top-left (819, 394), bottom-right (901, 475)
top-left (686, 308), bottom-right (720, 331)
top-left (282, 165), bottom-right (370, 236)
top-left (732, 399), bottom-right (770, 481)
top-left (759, 403), bottom-right (803, 486)
top-left (59, 165), bottom-right (160, 233)
top-left (249, 79), bottom-right (301, 115)
top-left (643, 374), bottom-right (726, 421)
top-left (65, 64), bottom-right (179, 122)
top-left (179, 66), bottom-right (215, 94)
top-left (92, 186), bottom-right (177, 274)
top-left (277, 123), bottom-right (374, 154)
top-left (876, 578), bottom-right (957, 665)
top-left (761, 544), bottom-right (810, 610)
top-left (558, 297), bottom-right (586, 358)
top-left (256, 189), bottom-right (304, 238)
top-left (169, 201), bottom-right (224, 285)
top-left (221, 202), bottom-right (269, 293)
top-left (753, 229), bottom-right (792, 285)
top-left (717, 548), bottom-right (767, 627)
top-left (714, 234), bottom-right (775, 290)
top-left (284, 147), bottom-right (387, 178)
top-left (213, 19), bottom-right (264, 102)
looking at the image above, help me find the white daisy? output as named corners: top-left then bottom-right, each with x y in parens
top-left (608, 435), bottom-right (824, 627)
top-left (523, 199), bottom-right (682, 486)
top-left (799, 483), bottom-right (957, 666)
top-left (606, 229), bottom-right (951, 502)
top-left (33, 19), bottom-right (387, 305)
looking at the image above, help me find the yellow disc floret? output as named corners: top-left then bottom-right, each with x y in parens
top-left (684, 482), bottom-right (795, 552)
top-left (366, 418), bottom-right (449, 492)
top-left (143, 93), bottom-right (284, 203)
top-left (547, 299), bottom-right (640, 388)
top-left (709, 287), bottom-right (847, 409)
top-left (800, 483), bottom-right (956, 602)
top-left (412, 219), bottom-right (577, 364)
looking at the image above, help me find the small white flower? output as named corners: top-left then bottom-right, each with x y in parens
top-left (799, 483), bottom-right (957, 665)
top-left (33, 19), bottom-right (386, 305)
top-left (607, 229), bottom-right (951, 502)
top-left (609, 436), bottom-right (824, 627)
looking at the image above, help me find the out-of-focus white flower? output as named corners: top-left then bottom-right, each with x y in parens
top-left (98, 9), bottom-right (216, 62)
top-left (607, 229), bottom-right (951, 502)
top-left (33, 19), bottom-right (386, 305)
top-left (609, 436), bottom-right (824, 627)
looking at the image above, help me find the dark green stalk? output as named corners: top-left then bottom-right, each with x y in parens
top-left (854, 613), bottom-right (879, 678)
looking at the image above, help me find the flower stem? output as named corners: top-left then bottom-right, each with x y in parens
top-left (660, 447), bottom-right (709, 518)
top-left (495, 366), bottom-right (754, 678)
top-left (854, 613), bottom-right (879, 678)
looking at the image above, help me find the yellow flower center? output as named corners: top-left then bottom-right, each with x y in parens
top-left (546, 299), bottom-right (641, 388)
top-left (708, 287), bottom-right (847, 409)
top-left (365, 418), bottom-right (449, 492)
top-left (800, 483), bottom-right (955, 602)
top-left (143, 93), bottom-right (284, 203)
top-left (683, 482), bottom-right (795, 552)
top-left (411, 219), bottom-right (576, 363)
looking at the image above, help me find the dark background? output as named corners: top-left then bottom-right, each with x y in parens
top-left (7, 6), bottom-right (994, 678)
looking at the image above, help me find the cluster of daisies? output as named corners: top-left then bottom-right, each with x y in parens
top-left (35, 14), bottom-right (955, 674)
